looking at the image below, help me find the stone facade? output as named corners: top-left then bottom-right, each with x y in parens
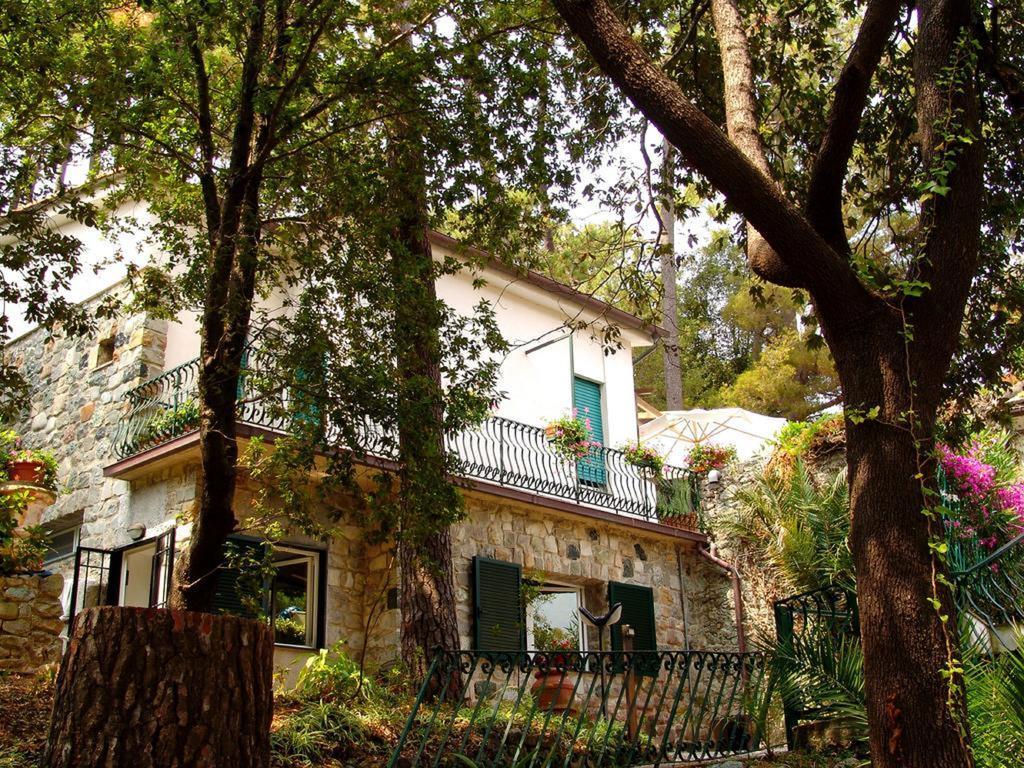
top-left (359, 490), bottom-right (738, 664)
top-left (8, 285), bottom-right (166, 547)
top-left (0, 573), bottom-right (64, 672)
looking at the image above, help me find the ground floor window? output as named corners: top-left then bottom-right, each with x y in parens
top-left (43, 526), bottom-right (79, 565)
top-left (269, 546), bottom-right (319, 648)
top-left (527, 585), bottom-right (586, 652)
top-left (212, 537), bottom-right (324, 650)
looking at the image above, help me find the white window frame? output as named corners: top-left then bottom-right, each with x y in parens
top-left (525, 582), bottom-right (587, 652)
top-left (270, 544), bottom-right (319, 650)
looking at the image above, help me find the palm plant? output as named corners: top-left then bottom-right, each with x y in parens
top-left (965, 631), bottom-right (1024, 768)
top-left (723, 460), bottom-right (854, 594)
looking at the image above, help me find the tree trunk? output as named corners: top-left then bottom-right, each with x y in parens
top-left (44, 606), bottom-right (273, 768)
top-left (834, 314), bottom-right (972, 767)
top-left (386, 30), bottom-right (463, 693)
top-left (658, 138), bottom-right (683, 410)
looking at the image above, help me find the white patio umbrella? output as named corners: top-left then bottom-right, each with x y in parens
top-left (639, 407), bottom-right (787, 466)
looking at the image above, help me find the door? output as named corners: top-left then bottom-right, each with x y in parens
top-left (573, 376), bottom-right (606, 485)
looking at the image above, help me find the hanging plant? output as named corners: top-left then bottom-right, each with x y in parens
top-left (543, 411), bottom-right (597, 462)
top-left (686, 443), bottom-right (736, 475)
top-left (619, 441), bottom-right (665, 476)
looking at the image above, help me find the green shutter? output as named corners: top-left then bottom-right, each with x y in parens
top-left (212, 538), bottom-right (265, 619)
top-left (608, 581), bottom-right (657, 652)
top-left (473, 556), bottom-right (524, 652)
top-left (573, 377), bottom-right (606, 485)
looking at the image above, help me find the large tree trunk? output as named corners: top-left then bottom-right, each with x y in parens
top-left (833, 315), bottom-right (973, 767)
top-left (44, 607), bottom-right (274, 768)
top-left (550, 0), bottom-right (981, 765)
top-left (658, 138), bottom-right (683, 410)
top-left (386, 44), bottom-right (463, 692)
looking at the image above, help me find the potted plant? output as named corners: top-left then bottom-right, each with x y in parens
top-left (5, 440), bottom-right (59, 493)
top-left (657, 477), bottom-right (699, 531)
top-left (620, 440), bottom-right (664, 476)
top-left (530, 637), bottom-right (578, 714)
top-left (543, 411), bottom-right (597, 462)
top-left (686, 443), bottom-right (736, 476)
top-left (135, 399), bottom-right (201, 451)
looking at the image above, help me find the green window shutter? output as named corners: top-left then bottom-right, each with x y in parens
top-left (473, 556), bottom-right (524, 652)
top-left (573, 377), bottom-right (606, 485)
top-left (608, 581), bottom-right (657, 652)
top-left (212, 538), bottom-right (266, 619)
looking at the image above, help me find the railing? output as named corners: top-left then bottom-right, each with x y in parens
top-left (112, 354), bottom-right (698, 525)
top-left (388, 649), bottom-right (766, 768)
top-left (772, 585), bottom-right (859, 748)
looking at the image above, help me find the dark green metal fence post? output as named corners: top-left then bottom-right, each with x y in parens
top-left (773, 601), bottom-right (799, 750)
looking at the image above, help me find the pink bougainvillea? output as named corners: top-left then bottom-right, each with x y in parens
top-left (937, 439), bottom-right (1024, 551)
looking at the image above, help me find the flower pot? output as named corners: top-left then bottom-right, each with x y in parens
top-left (8, 459), bottom-right (45, 486)
top-left (661, 513), bottom-right (699, 531)
top-left (544, 424), bottom-right (558, 440)
top-left (531, 672), bottom-right (577, 715)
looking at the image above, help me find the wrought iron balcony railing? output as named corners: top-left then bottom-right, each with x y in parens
top-left (112, 354), bottom-right (698, 525)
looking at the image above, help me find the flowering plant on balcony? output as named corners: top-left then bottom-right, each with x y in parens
top-left (619, 441), bottom-right (664, 475)
top-left (544, 411), bottom-right (598, 462)
top-left (938, 429), bottom-right (1024, 560)
top-left (137, 399), bottom-right (201, 449)
top-left (686, 443), bottom-right (736, 475)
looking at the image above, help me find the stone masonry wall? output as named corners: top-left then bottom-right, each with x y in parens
top-left (359, 490), bottom-right (738, 665)
top-left (8, 284), bottom-right (168, 549)
top-left (0, 573), bottom-right (64, 672)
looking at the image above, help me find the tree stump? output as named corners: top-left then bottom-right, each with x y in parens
top-left (44, 606), bottom-right (274, 768)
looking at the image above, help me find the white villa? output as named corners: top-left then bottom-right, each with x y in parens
top-left (7, 205), bottom-right (738, 680)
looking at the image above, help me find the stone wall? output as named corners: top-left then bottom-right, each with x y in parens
top-left (358, 490), bottom-right (739, 665)
top-left (8, 284), bottom-right (168, 548)
top-left (0, 573), bottom-right (65, 673)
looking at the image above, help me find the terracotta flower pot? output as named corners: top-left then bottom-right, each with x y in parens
top-left (8, 459), bottom-right (45, 485)
top-left (531, 671), bottom-right (577, 715)
top-left (662, 513), bottom-right (699, 531)
top-left (544, 424), bottom-right (558, 440)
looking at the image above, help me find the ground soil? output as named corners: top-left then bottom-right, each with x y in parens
top-left (0, 674), bottom-right (54, 767)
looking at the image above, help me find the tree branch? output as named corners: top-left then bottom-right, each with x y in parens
top-left (551, 0), bottom-right (874, 312)
top-left (805, 0), bottom-right (904, 252)
top-left (186, 18), bottom-right (222, 245)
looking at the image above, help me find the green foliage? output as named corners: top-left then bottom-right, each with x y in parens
top-left (774, 415), bottom-right (846, 462)
top-left (966, 632), bottom-right (1024, 768)
top-left (0, 489), bottom-right (49, 575)
top-left (294, 643), bottom-right (383, 704)
top-left (619, 441), bottom-right (664, 474)
top-left (656, 476), bottom-right (697, 520)
top-left (543, 413), bottom-right (596, 462)
top-left (725, 462), bottom-right (854, 593)
top-left (134, 400), bottom-right (199, 449)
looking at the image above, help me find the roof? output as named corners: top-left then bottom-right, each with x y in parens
top-left (427, 231), bottom-right (666, 340)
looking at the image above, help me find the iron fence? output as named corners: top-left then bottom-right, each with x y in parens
top-left (112, 354), bottom-right (698, 524)
top-left (388, 649), bottom-right (766, 768)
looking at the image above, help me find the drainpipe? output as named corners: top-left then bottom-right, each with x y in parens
top-left (698, 543), bottom-right (747, 654)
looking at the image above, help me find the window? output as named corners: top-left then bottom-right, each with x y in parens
top-left (573, 376), bottom-right (606, 485)
top-left (43, 526), bottom-right (79, 564)
top-left (270, 546), bottom-right (318, 648)
top-left (212, 538), bottom-right (323, 649)
top-left (94, 334), bottom-right (116, 368)
top-left (527, 585), bottom-right (585, 652)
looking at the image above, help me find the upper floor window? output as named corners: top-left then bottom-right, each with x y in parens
top-left (573, 376), bottom-right (606, 485)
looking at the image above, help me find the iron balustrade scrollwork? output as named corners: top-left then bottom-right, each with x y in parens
top-left (389, 648), bottom-right (766, 768)
top-left (114, 355), bottom-right (697, 526)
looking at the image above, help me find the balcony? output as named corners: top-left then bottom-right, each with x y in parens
top-left (111, 355), bottom-right (700, 530)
